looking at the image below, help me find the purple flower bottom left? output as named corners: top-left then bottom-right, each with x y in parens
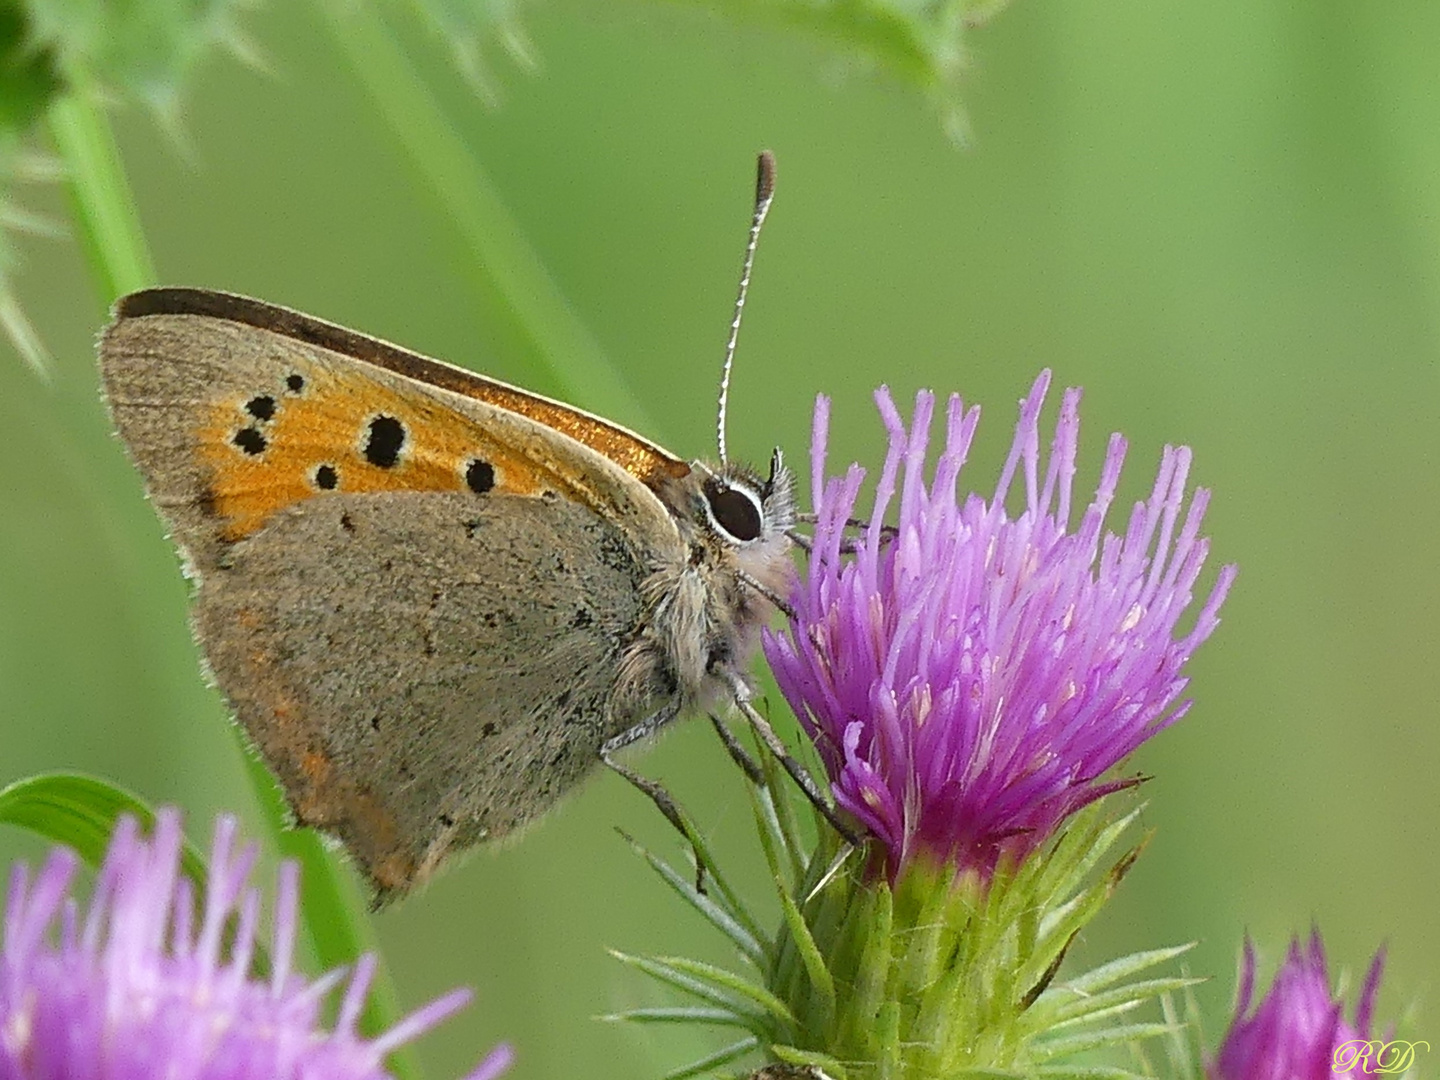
top-left (0, 807), bottom-right (512, 1080)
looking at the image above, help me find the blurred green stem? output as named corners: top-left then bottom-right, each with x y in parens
top-left (315, 0), bottom-right (655, 431)
top-left (47, 85), bottom-right (421, 1080)
top-left (47, 87), bottom-right (154, 302)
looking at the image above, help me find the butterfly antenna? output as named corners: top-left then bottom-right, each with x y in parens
top-left (717, 150), bottom-right (777, 465)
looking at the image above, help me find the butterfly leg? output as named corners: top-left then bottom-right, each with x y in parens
top-left (735, 568), bottom-right (797, 620)
top-left (600, 702), bottom-right (690, 841)
top-left (793, 512), bottom-right (887, 530)
top-left (602, 703), bottom-right (720, 892)
top-left (706, 711), bottom-right (765, 784)
top-left (723, 673), bottom-right (862, 847)
top-left (786, 519), bottom-right (897, 555)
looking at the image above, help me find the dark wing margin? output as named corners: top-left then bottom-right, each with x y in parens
top-left (114, 288), bottom-right (692, 491)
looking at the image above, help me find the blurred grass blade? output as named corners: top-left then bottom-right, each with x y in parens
top-left (46, 87), bottom-right (155, 306)
top-left (0, 771), bottom-right (208, 882)
top-left (0, 281), bottom-right (52, 378)
top-left (316, 0), bottom-right (654, 430)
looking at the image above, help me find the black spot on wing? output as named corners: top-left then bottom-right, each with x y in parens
top-left (465, 459), bottom-right (495, 494)
top-left (286, 373), bottom-right (305, 393)
top-left (314, 464), bottom-right (338, 490)
top-left (245, 395), bottom-right (276, 421)
top-left (233, 428), bottom-right (267, 455)
top-left (364, 415), bottom-right (406, 468)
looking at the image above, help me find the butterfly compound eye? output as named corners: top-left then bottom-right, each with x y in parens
top-left (704, 479), bottom-right (763, 543)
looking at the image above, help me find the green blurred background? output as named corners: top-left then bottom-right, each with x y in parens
top-left (3, 1), bottom-right (1439, 1076)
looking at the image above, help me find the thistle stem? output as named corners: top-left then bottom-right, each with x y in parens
top-left (47, 88), bottom-right (154, 303)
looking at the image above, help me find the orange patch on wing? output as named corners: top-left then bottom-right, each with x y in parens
top-left (462, 381), bottom-right (687, 488)
top-left (197, 360), bottom-right (572, 539)
top-left (373, 853), bottom-right (417, 894)
top-left (301, 750), bottom-right (331, 782)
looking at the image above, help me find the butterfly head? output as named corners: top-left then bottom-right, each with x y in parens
top-left (643, 447), bottom-right (795, 708)
top-left (701, 447), bottom-right (794, 542)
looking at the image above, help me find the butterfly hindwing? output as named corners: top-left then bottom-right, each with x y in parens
top-left (198, 490), bottom-right (648, 898)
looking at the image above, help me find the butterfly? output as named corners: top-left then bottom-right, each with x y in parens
top-left (98, 153), bottom-right (817, 901)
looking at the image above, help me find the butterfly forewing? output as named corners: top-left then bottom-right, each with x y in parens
top-left (102, 307), bottom-right (680, 566)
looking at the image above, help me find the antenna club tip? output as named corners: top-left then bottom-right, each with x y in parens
top-left (756, 151), bottom-right (776, 204)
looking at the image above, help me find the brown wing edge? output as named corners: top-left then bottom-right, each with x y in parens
top-left (114, 287), bottom-right (692, 489)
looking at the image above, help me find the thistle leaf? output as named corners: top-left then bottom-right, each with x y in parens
top-left (600, 1006), bottom-right (751, 1027)
top-left (661, 1037), bottom-right (759, 1080)
top-left (1032, 1022), bottom-right (1177, 1060)
top-left (620, 829), bottom-right (768, 966)
top-left (610, 951), bottom-right (795, 1028)
top-left (1049, 945), bottom-right (1198, 998)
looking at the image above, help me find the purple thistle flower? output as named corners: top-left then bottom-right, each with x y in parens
top-left (1210, 931), bottom-right (1387, 1080)
top-left (764, 371), bottom-right (1236, 878)
top-left (0, 808), bottom-right (513, 1080)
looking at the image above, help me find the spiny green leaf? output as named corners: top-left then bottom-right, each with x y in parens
top-left (600, 1006), bottom-right (751, 1027)
top-left (621, 830), bottom-right (768, 966)
top-left (653, 954), bottom-right (799, 1026)
top-left (750, 780), bottom-right (796, 894)
top-left (835, 879), bottom-right (894, 1043)
top-left (660, 1036), bottom-right (759, 1080)
top-left (22, 0), bottom-right (259, 121)
top-left (1020, 883), bottom-right (1112, 991)
top-left (1034, 803), bottom-right (1144, 911)
top-left (1149, 985), bottom-right (1207, 1080)
top-left (769, 1043), bottom-right (850, 1078)
top-left (750, 780), bottom-right (801, 892)
top-left (1032, 1022), bottom-right (1177, 1060)
top-left (1051, 945), bottom-right (1197, 997)
top-left (1034, 976), bottom-right (1202, 1029)
top-left (754, 723), bottom-right (811, 883)
top-left (609, 951), bottom-right (795, 1027)
top-left (404, 0), bottom-right (536, 101)
top-left (775, 878), bottom-right (836, 1022)
top-left (654, 0), bottom-right (1014, 140)
top-left (0, 278), bottom-right (49, 377)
